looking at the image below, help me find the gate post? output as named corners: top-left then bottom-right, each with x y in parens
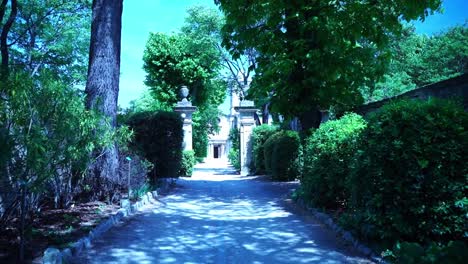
top-left (173, 86), bottom-right (197, 151)
top-left (235, 101), bottom-right (257, 176)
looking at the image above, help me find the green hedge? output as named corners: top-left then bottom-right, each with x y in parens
top-left (349, 99), bottom-right (468, 244)
top-left (127, 111), bottom-right (183, 182)
top-left (302, 113), bottom-right (367, 209)
top-left (180, 150), bottom-right (196, 177)
top-left (263, 130), bottom-right (302, 181)
top-left (386, 241), bottom-right (468, 264)
top-left (228, 127), bottom-right (240, 170)
top-left (251, 124), bottom-right (278, 174)
top-left (263, 131), bottom-right (282, 175)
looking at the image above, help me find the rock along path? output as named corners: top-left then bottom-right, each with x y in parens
top-left (73, 160), bottom-right (373, 264)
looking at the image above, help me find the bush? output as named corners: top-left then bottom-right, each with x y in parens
top-left (263, 131), bottom-right (282, 174)
top-left (264, 131), bottom-right (302, 181)
top-left (301, 113), bottom-right (367, 209)
top-left (251, 125), bottom-right (278, 174)
top-left (127, 111), bottom-right (183, 181)
top-left (349, 99), bottom-right (468, 244)
top-left (228, 127), bottom-right (240, 170)
top-left (180, 150), bottom-right (196, 177)
top-left (272, 130), bottom-right (303, 181)
top-left (385, 241), bottom-right (468, 264)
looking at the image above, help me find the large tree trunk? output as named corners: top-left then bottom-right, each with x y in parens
top-left (85, 0), bottom-right (123, 195)
top-left (298, 108), bottom-right (322, 130)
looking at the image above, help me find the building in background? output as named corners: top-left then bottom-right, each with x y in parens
top-left (206, 84), bottom-right (241, 160)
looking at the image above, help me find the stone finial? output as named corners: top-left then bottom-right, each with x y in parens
top-left (179, 85), bottom-right (189, 102)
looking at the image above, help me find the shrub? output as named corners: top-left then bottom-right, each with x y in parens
top-left (180, 150), bottom-right (196, 177)
top-left (263, 131), bottom-right (302, 181)
top-left (385, 241), bottom-right (468, 264)
top-left (270, 130), bottom-right (303, 181)
top-left (263, 131), bottom-right (282, 174)
top-left (349, 99), bottom-right (468, 244)
top-left (127, 111), bottom-right (183, 181)
top-left (228, 127), bottom-right (240, 170)
top-left (301, 113), bottom-right (367, 209)
top-left (251, 125), bottom-right (278, 174)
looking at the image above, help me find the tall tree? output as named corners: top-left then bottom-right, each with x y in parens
top-left (85, 0), bottom-right (123, 193)
top-left (0, 0), bottom-right (17, 75)
top-left (363, 24), bottom-right (468, 102)
top-left (8, 0), bottom-right (91, 83)
top-left (217, 0), bottom-right (442, 125)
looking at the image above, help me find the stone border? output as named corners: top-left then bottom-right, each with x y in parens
top-left (41, 177), bottom-right (179, 264)
top-left (294, 196), bottom-right (387, 264)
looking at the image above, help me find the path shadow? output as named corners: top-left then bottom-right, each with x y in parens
top-left (74, 175), bottom-right (372, 264)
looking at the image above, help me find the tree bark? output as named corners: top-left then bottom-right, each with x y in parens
top-left (261, 102), bottom-right (269, 124)
top-left (298, 108), bottom-right (322, 130)
top-left (0, 0), bottom-right (17, 74)
top-left (85, 0), bottom-right (123, 189)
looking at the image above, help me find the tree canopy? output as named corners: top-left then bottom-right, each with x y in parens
top-left (142, 5), bottom-right (228, 158)
top-left (217, 0), bottom-right (442, 117)
top-left (363, 24), bottom-right (468, 102)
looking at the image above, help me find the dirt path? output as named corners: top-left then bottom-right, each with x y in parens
top-left (73, 160), bottom-right (373, 263)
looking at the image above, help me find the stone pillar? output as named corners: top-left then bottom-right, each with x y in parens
top-left (173, 86), bottom-right (197, 151)
top-left (235, 100), bottom-right (257, 176)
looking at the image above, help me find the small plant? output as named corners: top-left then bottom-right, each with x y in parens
top-left (131, 183), bottom-right (151, 200)
top-left (180, 150), bottom-right (196, 176)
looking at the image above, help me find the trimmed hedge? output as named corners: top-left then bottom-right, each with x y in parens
top-left (251, 124), bottom-right (278, 174)
top-left (302, 113), bottom-right (367, 209)
top-left (271, 130), bottom-right (303, 181)
top-left (180, 150), bottom-right (196, 177)
top-left (348, 99), bottom-right (468, 244)
top-left (263, 130), bottom-right (302, 181)
top-left (127, 111), bottom-right (183, 182)
top-left (263, 131), bottom-right (282, 175)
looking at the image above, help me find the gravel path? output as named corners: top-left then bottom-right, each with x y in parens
top-left (73, 160), bottom-right (373, 264)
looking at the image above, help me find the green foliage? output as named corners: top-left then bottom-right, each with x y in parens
top-left (127, 111), bottom-right (184, 181)
top-left (124, 90), bottom-right (171, 114)
top-left (142, 6), bottom-right (227, 160)
top-left (0, 71), bottom-right (119, 207)
top-left (262, 132), bottom-right (281, 175)
top-left (192, 107), bottom-right (222, 159)
top-left (180, 150), bottom-right (196, 177)
top-left (130, 183), bottom-right (151, 201)
top-left (228, 127), bottom-right (240, 170)
top-left (302, 113), bottom-right (367, 209)
top-left (218, 0), bottom-right (441, 117)
top-left (349, 99), bottom-right (468, 244)
top-left (385, 241), bottom-right (468, 264)
top-left (363, 24), bottom-right (468, 102)
top-left (251, 124), bottom-right (278, 175)
top-left (263, 130), bottom-right (302, 181)
top-left (8, 0), bottom-right (91, 84)
top-left (270, 130), bottom-right (302, 181)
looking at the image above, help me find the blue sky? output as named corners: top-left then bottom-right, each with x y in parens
top-left (119, 0), bottom-right (468, 109)
top-left (120, 0), bottom-right (217, 109)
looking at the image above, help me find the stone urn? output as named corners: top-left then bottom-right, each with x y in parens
top-left (179, 86), bottom-right (189, 101)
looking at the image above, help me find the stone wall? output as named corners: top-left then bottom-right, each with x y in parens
top-left (356, 73), bottom-right (468, 115)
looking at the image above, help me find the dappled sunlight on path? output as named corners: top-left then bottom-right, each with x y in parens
top-left (73, 160), bottom-right (373, 263)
